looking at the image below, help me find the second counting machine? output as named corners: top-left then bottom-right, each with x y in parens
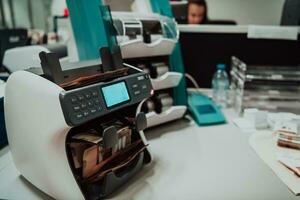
top-left (111, 12), bottom-right (187, 128)
top-left (5, 46), bottom-right (152, 199)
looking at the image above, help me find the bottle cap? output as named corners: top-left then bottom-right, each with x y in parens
top-left (217, 64), bottom-right (226, 70)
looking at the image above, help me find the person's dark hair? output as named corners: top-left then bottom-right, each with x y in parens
top-left (187, 0), bottom-right (208, 24)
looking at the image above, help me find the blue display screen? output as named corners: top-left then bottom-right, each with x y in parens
top-left (102, 81), bottom-right (130, 108)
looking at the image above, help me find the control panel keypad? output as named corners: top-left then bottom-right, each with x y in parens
top-left (69, 90), bottom-right (102, 120)
top-left (131, 74), bottom-right (150, 97)
top-left (60, 72), bottom-right (152, 127)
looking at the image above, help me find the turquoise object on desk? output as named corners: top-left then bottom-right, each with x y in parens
top-left (150, 0), bottom-right (188, 106)
top-left (67, 0), bottom-right (117, 61)
top-left (188, 91), bottom-right (226, 126)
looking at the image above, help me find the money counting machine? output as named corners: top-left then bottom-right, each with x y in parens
top-left (5, 46), bottom-right (152, 199)
top-left (111, 12), bottom-right (187, 128)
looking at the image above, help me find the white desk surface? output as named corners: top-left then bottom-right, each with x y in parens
top-left (178, 24), bottom-right (300, 34)
top-left (0, 109), bottom-right (299, 200)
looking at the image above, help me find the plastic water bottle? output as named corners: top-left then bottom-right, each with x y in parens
top-left (212, 64), bottom-right (230, 108)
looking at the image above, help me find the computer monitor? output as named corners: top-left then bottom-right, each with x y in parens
top-left (180, 31), bottom-right (300, 88)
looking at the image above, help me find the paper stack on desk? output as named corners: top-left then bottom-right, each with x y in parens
top-left (276, 119), bottom-right (300, 149)
top-left (249, 130), bottom-right (300, 195)
top-left (277, 130), bottom-right (300, 150)
top-left (276, 124), bottom-right (300, 179)
top-left (277, 152), bottom-right (300, 177)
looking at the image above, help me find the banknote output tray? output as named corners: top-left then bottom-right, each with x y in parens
top-left (66, 110), bottom-right (151, 200)
top-left (5, 46), bottom-right (153, 200)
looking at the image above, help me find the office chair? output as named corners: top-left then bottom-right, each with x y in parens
top-left (281, 0), bottom-right (300, 26)
top-left (171, 2), bottom-right (188, 24)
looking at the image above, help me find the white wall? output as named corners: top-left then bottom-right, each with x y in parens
top-left (104, 0), bottom-right (133, 11)
top-left (3, 0), bottom-right (287, 30)
top-left (32, 0), bottom-right (51, 31)
top-left (52, 0), bottom-right (286, 26)
top-left (2, 0), bottom-right (12, 27)
top-left (51, 0), bottom-right (67, 16)
top-left (13, 0), bottom-right (30, 28)
top-left (206, 0), bottom-right (285, 25)
top-left (1, 0), bottom-right (51, 30)
top-left (103, 0), bottom-right (286, 25)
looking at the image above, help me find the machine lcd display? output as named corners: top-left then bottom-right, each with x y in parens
top-left (102, 81), bottom-right (130, 108)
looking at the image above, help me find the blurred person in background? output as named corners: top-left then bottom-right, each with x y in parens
top-left (187, 0), bottom-right (209, 24)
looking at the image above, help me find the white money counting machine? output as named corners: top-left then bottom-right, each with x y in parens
top-left (111, 12), bottom-right (186, 128)
top-left (5, 46), bottom-right (152, 200)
